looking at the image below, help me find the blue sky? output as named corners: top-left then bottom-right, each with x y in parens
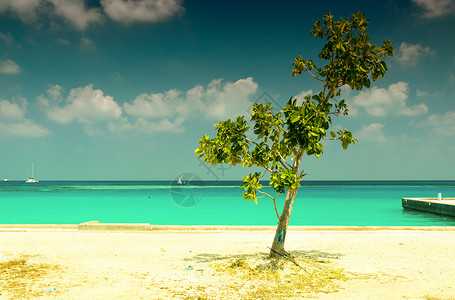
top-left (0, 0), bottom-right (454, 181)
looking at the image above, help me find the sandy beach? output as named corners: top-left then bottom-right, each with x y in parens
top-left (1, 227), bottom-right (455, 299)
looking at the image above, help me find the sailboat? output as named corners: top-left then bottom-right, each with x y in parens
top-left (25, 163), bottom-right (39, 183)
top-left (177, 175), bottom-right (185, 185)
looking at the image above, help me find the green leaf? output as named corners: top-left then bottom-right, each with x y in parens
top-left (196, 11), bottom-right (391, 234)
top-left (290, 114), bottom-right (300, 123)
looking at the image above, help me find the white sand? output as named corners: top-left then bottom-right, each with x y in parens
top-left (1, 228), bottom-right (455, 299)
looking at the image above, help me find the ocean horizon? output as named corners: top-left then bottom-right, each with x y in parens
top-left (1, 180), bottom-right (454, 226)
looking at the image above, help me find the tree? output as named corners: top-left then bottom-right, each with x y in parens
top-left (195, 11), bottom-right (394, 258)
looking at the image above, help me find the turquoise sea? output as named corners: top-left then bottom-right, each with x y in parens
top-left (1, 180), bottom-right (454, 226)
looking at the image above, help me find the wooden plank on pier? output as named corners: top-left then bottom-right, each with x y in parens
top-left (402, 198), bottom-right (455, 217)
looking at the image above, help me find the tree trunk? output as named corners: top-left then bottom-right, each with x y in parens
top-left (269, 187), bottom-right (299, 257)
top-left (269, 149), bottom-right (304, 258)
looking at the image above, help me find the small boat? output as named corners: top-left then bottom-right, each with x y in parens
top-left (177, 175), bottom-right (185, 185)
top-left (25, 163), bottom-right (39, 183)
top-left (2, 179), bottom-right (11, 182)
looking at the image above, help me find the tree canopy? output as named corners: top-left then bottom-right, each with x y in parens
top-left (195, 11), bottom-right (393, 256)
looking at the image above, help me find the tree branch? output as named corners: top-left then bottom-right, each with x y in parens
top-left (292, 148), bottom-right (305, 172)
top-left (325, 85), bottom-right (337, 103)
top-left (256, 189), bottom-right (281, 220)
top-left (276, 124), bottom-right (288, 134)
top-left (299, 170), bottom-right (308, 178)
top-left (304, 67), bottom-right (326, 83)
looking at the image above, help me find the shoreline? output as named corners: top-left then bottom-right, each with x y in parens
top-left (1, 223), bottom-right (455, 231)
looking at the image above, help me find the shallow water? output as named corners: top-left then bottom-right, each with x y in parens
top-left (1, 180), bottom-right (454, 226)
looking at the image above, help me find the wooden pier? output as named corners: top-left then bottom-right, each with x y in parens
top-left (402, 198), bottom-right (455, 217)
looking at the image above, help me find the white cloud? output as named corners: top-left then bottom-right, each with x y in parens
top-left (121, 77), bottom-right (258, 133)
top-left (124, 77), bottom-right (258, 122)
top-left (124, 89), bottom-right (182, 118)
top-left (0, 0), bottom-right (103, 30)
top-left (108, 116), bottom-right (185, 133)
top-left (416, 90), bottom-right (427, 97)
top-left (356, 123), bottom-right (387, 143)
top-left (394, 42), bottom-right (433, 67)
top-left (80, 37), bottom-right (96, 51)
top-left (46, 84), bottom-right (64, 101)
top-left (0, 59), bottom-right (21, 74)
top-left (57, 38), bottom-right (70, 46)
top-left (42, 78), bottom-right (258, 135)
top-left (424, 111), bottom-right (455, 136)
top-left (0, 0), bottom-right (184, 30)
top-left (293, 89), bottom-right (313, 106)
top-left (412, 0), bottom-right (455, 18)
top-left (350, 82), bottom-right (429, 117)
top-left (416, 89), bottom-right (439, 97)
top-left (204, 77), bottom-right (258, 119)
top-left (0, 98), bottom-right (50, 138)
top-left (0, 0), bottom-right (41, 23)
top-left (48, 0), bottom-right (104, 31)
top-left (101, 0), bottom-right (184, 24)
top-left (0, 99), bottom-right (26, 120)
top-left (0, 30), bottom-right (13, 44)
top-left (0, 120), bottom-right (51, 138)
top-left (41, 84), bottom-right (122, 134)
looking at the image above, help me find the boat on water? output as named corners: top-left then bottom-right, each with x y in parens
top-left (25, 163), bottom-right (39, 183)
top-left (177, 175), bottom-right (185, 185)
top-left (2, 179), bottom-right (11, 182)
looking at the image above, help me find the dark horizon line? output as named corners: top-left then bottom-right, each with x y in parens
top-left (2, 179), bottom-right (454, 182)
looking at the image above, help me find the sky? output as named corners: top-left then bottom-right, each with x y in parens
top-left (0, 0), bottom-right (454, 181)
